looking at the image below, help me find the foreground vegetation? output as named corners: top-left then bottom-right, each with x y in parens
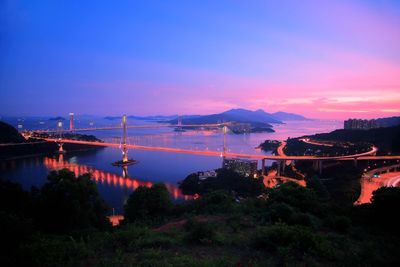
top-left (1, 168), bottom-right (400, 266)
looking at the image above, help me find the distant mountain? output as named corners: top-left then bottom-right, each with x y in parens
top-left (48, 116), bottom-right (65, 121)
top-left (129, 115), bottom-right (178, 121)
top-left (104, 116), bottom-right (121, 120)
top-left (270, 112), bottom-right (310, 121)
top-left (105, 115), bottom-right (201, 121)
top-left (221, 109), bottom-right (282, 124)
top-left (103, 109), bottom-right (308, 126)
top-left (167, 108), bottom-right (308, 125)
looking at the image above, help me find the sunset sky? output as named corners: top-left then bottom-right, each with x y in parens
top-left (1, 0), bottom-right (400, 119)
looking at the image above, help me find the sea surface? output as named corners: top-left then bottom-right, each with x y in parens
top-left (0, 117), bottom-right (342, 213)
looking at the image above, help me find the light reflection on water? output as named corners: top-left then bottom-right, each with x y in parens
top-left (43, 156), bottom-right (191, 201)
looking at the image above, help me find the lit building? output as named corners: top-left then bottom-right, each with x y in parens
top-left (222, 158), bottom-right (258, 177)
top-left (344, 119), bottom-right (378, 130)
top-left (197, 170), bottom-right (217, 180)
top-left (69, 112), bottom-right (74, 131)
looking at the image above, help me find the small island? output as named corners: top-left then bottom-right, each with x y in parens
top-left (258, 139), bottom-right (281, 152)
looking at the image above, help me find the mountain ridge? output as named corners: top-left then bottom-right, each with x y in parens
top-left (102, 109), bottom-right (309, 125)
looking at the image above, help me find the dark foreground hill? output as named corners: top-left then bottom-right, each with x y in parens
top-left (1, 169), bottom-right (400, 266)
top-left (0, 121), bottom-right (26, 143)
top-left (0, 121), bottom-right (104, 160)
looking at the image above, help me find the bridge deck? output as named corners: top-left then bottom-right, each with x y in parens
top-left (30, 123), bottom-right (229, 133)
top-left (44, 138), bottom-right (400, 161)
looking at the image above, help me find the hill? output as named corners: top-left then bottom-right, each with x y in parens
top-left (168, 108), bottom-right (280, 126)
top-left (0, 121), bottom-right (25, 143)
top-left (270, 111), bottom-right (310, 121)
top-left (2, 170), bottom-right (400, 266)
top-left (306, 125), bottom-right (400, 153)
top-left (103, 109), bottom-right (308, 125)
top-left (48, 116), bottom-right (65, 121)
top-left (375, 116), bottom-right (400, 127)
top-left (167, 109), bottom-right (309, 124)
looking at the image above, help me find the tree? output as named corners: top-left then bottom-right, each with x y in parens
top-left (124, 183), bottom-right (172, 223)
top-left (369, 187), bottom-right (400, 230)
top-left (35, 169), bottom-right (110, 233)
top-left (179, 169), bottom-right (265, 197)
top-left (267, 182), bottom-right (322, 215)
top-left (0, 179), bottom-right (34, 265)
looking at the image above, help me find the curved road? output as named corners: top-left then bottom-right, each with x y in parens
top-left (276, 141), bottom-right (287, 157)
top-left (386, 175), bottom-right (400, 187)
top-left (299, 138), bottom-right (334, 147)
top-left (276, 139), bottom-right (378, 160)
top-left (356, 171), bottom-right (400, 205)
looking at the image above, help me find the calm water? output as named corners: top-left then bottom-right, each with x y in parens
top-left (0, 118), bottom-right (342, 213)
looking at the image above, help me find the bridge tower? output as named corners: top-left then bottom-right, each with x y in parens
top-left (122, 114), bottom-right (128, 163)
top-left (178, 115), bottom-right (182, 128)
top-left (112, 114), bottom-right (137, 167)
top-left (177, 115), bottom-right (182, 132)
top-left (223, 125), bottom-right (228, 154)
top-left (57, 143), bottom-right (65, 153)
top-left (221, 125), bottom-right (228, 168)
top-left (69, 113), bottom-right (74, 131)
top-left (174, 115), bottom-right (185, 132)
top-left (56, 121), bottom-right (65, 153)
top-left (223, 125), bottom-right (228, 156)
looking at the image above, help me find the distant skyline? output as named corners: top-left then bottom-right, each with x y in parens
top-left (1, 0), bottom-right (400, 119)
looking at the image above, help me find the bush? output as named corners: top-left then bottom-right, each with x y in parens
top-left (251, 224), bottom-right (318, 255)
top-left (21, 235), bottom-right (91, 267)
top-left (185, 191), bottom-right (235, 215)
top-left (324, 215), bottom-right (351, 233)
top-left (184, 219), bottom-right (216, 245)
top-left (124, 183), bottom-right (173, 224)
top-left (267, 182), bottom-right (322, 215)
top-left (267, 202), bottom-right (294, 223)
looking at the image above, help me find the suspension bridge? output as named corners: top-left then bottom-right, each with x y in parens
top-left (27, 114), bottom-right (400, 176)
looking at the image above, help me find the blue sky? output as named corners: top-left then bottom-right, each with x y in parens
top-left (1, 0), bottom-right (400, 118)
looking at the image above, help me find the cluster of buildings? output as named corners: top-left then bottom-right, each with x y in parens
top-left (228, 123), bottom-right (252, 134)
top-left (197, 158), bottom-right (259, 181)
top-left (344, 119), bottom-right (378, 130)
top-left (222, 158), bottom-right (258, 178)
